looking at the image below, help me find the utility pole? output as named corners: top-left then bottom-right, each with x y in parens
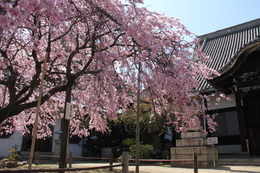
top-left (28, 42), bottom-right (50, 169)
top-left (135, 62), bottom-right (141, 173)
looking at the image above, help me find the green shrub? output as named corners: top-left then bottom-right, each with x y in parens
top-left (122, 138), bottom-right (153, 159)
top-left (7, 146), bottom-right (18, 161)
top-left (129, 143), bottom-right (153, 159)
top-left (122, 138), bottom-right (135, 147)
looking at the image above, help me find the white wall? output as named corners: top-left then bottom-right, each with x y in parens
top-left (52, 119), bottom-right (62, 152)
top-left (52, 119), bottom-right (82, 156)
top-left (165, 127), bottom-right (172, 140)
top-left (207, 93), bottom-right (236, 110)
top-left (207, 93), bottom-right (243, 154)
top-left (0, 131), bottom-right (23, 158)
top-left (0, 118), bottom-right (83, 158)
top-left (69, 141), bottom-right (82, 156)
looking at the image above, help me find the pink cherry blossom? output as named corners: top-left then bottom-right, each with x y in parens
top-left (226, 97), bottom-right (232, 101)
top-left (220, 93), bottom-right (226, 98)
top-left (0, 0), bottom-right (218, 138)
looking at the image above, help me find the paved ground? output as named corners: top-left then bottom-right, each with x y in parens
top-left (83, 163), bottom-right (260, 173)
top-left (2, 163), bottom-right (259, 173)
top-left (126, 165), bottom-right (260, 173)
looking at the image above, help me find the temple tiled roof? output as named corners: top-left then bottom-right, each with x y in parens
top-left (198, 18), bottom-right (260, 92)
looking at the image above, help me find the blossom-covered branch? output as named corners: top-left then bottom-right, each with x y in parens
top-left (0, 0), bottom-right (217, 138)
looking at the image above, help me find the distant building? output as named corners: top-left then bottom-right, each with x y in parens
top-left (0, 119), bottom-right (82, 158)
top-left (199, 18), bottom-right (260, 155)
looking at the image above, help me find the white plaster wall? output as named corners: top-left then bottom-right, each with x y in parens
top-left (207, 93), bottom-right (236, 110)
top-left (52, 119), bottom-right (82, 156)
top-left (68, 141), bottom-right (82, 156)
top-left (0, 118), bottom-right (83, 158)
top-left (0, 131), bottom-right (23, 158)
top-left (52, 119), bottom-right (62, 153)
top-left (207, 93), bottom-right (242, 154)
top-left (165, 126), bottom-right (172, 140)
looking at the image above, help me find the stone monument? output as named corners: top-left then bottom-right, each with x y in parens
top-left (171, 131), bottom-right (218, 168)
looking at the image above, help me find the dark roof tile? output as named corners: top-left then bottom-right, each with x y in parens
top-left (198, 18), bottom-right (260, 92)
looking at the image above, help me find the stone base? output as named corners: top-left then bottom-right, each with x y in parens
top-left (171, 146), bottom-right (218, 168)
top-left (176, 138), bottom-right (207, 147)
top-left (6, 161), bottom-right (18, 168)
top-left (53, 140), bottom-right (61, 162)
top-left (181, 131), bottom-right (206, 139)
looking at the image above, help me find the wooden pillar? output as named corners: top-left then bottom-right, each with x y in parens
top-left (69, 152), bottom-right (72, 168)
top-left (193, 152), bottom-right (198, 173)
top-left (109, 152), bottom-right (113, 171)
top-left (34, 151), bottom-right (39, 165)
top-left (122, 150), bottom-right (129, 173)
top-left (233, 86), bottom-right (247, 152)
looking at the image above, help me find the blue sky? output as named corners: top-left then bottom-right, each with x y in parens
top-left (142, 0), bottom-right (260, 36)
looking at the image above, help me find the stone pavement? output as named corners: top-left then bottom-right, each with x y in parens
top-left (73, 154), bottom-right (260, 173)
top-left (219, 154), bottom-right (260, 166)
top-left (125, 165), bottom-right (260, 173)
top-left (81, 163), bottom-right (260, 173)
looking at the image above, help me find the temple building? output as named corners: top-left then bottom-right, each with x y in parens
top-left (199, 18), bottom-right (260, 155)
